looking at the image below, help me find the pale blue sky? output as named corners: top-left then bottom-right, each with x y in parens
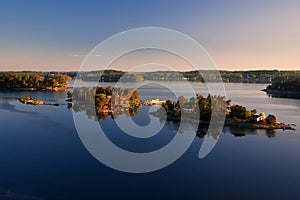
top-left (0, 0), bottom-right (299, 71)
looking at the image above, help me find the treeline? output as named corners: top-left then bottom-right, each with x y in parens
top-left (2, 70), bottom-right (300, 84)
top-left (71, 70), bottom-right (300, 83)
top-left (77, 70), bottom-right (144, 82)
top-left (0, 72), bottom-right (68, 90)
top-left (158, 94), bottom-right (226, 122)
top-left (159, 94), bottom-right (277, 126)
top-left (144, 70), bottom-right (300, 83)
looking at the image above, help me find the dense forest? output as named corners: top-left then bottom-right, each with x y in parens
top-left (0, 72), bottom-right (68, 90)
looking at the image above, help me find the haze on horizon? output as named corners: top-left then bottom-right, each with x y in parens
top-left (0, 0), bottom-right (299, 72)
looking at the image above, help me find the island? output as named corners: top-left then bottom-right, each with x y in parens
top-left (67, 86), bottom-right (141, 120)
top-left (263, 78), bottom-right (300, 99)
top-left (18, 96), bottom-right (59, 106)
top-left (149, 94), bottom-right (295, 131)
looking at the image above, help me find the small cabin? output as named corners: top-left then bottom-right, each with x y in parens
top-left (150, 98), bottom-right (160, 104)
top-left (149, 98), bottom-right (165, 105)
top-left (253, 114), bottom-right (266, 122)
top-left (181, 108), bottom-right (195, 113)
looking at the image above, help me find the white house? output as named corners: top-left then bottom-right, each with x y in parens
top-left (254, 112), bottom-right (266, 121)
top-left (150, 98), bottom-right (165, 105)
top-left (181, 108), bottom-right (195, 113)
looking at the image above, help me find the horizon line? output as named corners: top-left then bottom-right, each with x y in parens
top-left (1, 69), bottom-right (300, 73)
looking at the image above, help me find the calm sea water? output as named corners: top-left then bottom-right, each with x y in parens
top-left (0, 82), bottom-right (299, 200)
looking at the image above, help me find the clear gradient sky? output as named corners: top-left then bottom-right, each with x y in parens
top-left (0, 0), bottom-right (299, 71)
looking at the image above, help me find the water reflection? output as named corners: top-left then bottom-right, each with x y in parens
top-left (175, 121), bottom-right (278, 139)
top-left (224, 126), bottom-right (277, 138)
top-left (266, 93), bottom-right (300, 100)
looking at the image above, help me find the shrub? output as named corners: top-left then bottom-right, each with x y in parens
top-left (266, 114), bottom-right (277, 125)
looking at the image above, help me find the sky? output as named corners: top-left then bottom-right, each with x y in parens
top-left (0, 0), bottom-right (299, 71)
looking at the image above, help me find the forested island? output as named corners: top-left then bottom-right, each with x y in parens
top-left (0, 72), bottom-right (69, 91)
top-left (67, 86), bottom-right (141, 120)
top-left (150, 94), bottom-right (295, 130)
top-left (263, 78), bottom-right (300, 99)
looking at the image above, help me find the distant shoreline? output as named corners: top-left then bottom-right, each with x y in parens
top-left (1, 70), bottom-right (300, 84)
top-left (0, 87), bottom-right (68, 91)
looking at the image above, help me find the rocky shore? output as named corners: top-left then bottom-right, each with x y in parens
top-left (224, 118), bottom-right (295, 130)
top-left (150, 111), bottom-right (296, 131)
top-left (18, 97), bottom-right (59, 106)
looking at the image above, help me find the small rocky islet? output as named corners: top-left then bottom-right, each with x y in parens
top-left (18, 97), bottom-right (59, 106)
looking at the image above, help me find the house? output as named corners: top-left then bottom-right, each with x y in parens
top-left (149, 98), bottom-right (165, 105)
top-left (253, 113), bottom-right (266, 121)
top-left (181, 108), bottom-right (195, 113)
top-left (256, 115), bottom-right (265, 121)
top-left (150, 98), bottom-right (160, 104)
